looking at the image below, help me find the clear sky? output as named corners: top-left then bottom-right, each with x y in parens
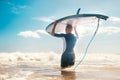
top-left (0, 0), bottom-right (120, 54)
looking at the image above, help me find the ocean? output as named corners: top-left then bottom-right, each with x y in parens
top-left (0, 52), bottom-right (120, 80)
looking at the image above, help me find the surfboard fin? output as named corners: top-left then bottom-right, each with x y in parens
top-left (76, 8), bottom-right (81, 15)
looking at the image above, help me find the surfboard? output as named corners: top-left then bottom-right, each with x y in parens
top-left (46, 14), bottom-right (108, 35)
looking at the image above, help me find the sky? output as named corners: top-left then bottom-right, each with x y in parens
top-left (0, 0), bottom-right (120, 54)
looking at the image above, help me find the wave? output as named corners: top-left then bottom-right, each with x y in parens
top-left (0, 52), bottom-right (120, 66)
top-left (0, 52), bottom-right (120, 80)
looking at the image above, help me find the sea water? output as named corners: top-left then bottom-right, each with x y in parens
top-left (0, 52), bottom-right (120, 80)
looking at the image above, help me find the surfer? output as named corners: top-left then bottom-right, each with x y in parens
top-left (51, 20), bottom-right (78, 69)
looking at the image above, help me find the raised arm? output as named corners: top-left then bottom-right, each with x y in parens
top-left (51, 20), bottom-right (58, 36)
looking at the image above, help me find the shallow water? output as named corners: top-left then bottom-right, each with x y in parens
top-left (0, 62), bottom-right (120, 80)
top-left (0, 52), bottom-right (120, 80)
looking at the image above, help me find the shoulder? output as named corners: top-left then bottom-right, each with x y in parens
top-left (71, 34), bottom-right (79, 39)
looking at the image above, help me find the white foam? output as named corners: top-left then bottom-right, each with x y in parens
top-left (0, 52), bottom-right (60, 65)
top-left (0, 52), bottom-right (120, 65)
top-left (0, 52), bottom-right (119, 80)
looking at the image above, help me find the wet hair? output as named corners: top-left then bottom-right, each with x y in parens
top-left (66, 24), bottom-right (73, 29)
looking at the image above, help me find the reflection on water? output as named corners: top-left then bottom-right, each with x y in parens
top-left (61, 71), bottom-right (76, 80)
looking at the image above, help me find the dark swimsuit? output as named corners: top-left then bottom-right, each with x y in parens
top-left (54, 33), bottom-right (77, 68)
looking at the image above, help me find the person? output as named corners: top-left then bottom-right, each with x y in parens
top-left (51, 20), bottom-right (78, 69)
